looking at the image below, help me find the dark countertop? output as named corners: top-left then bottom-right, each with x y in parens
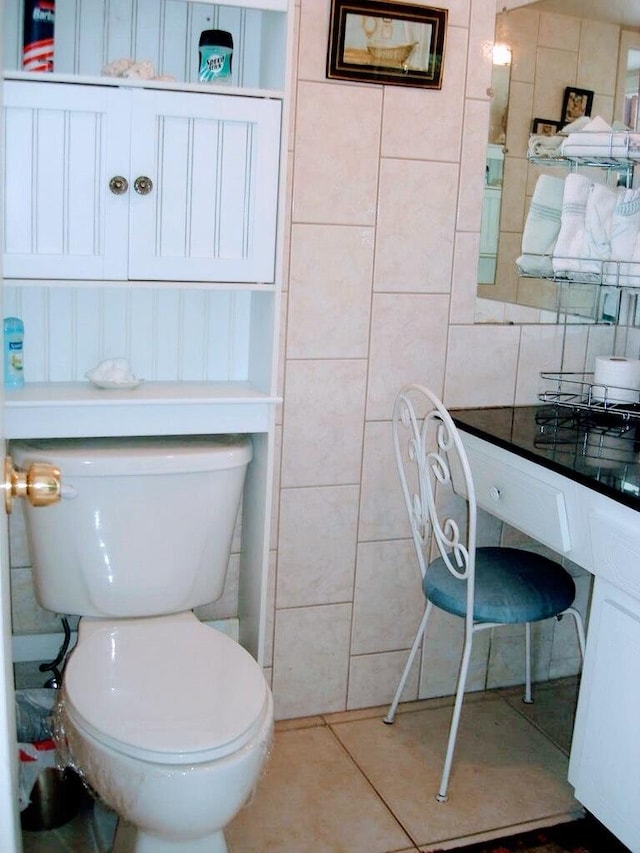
top-left (451, 405), bottom-right (640, 512)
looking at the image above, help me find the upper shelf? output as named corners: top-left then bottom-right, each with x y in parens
top-left (3, 0), bottom-right (288, 94)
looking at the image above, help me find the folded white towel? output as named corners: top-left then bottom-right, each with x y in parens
top-left (560, 115), bottom-right (640, 158)
top-left (528, 134), bottom-right (563, 158)
top-left (517, 175), bottom-right (564, 277)
top-left (553, 174), bottom-right (601, 281)
top-left (610, 187), bottom-right (640, 286)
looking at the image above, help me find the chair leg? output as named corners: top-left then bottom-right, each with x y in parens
top-left (384, 601), bottom-right (432, 724)
top-left (564, 606), bottom-right (586, 660)
top-left (523, 621), bottom-right (533, 704)
top-left (436, 630), bottom-right (474, 803)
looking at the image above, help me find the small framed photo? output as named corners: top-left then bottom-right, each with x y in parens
top-left (326, 0), bottom-right (448, 89)
top-left (531, 118), bottom-right (560, 137)
top-left (561, 87), bottom-right (594, 124)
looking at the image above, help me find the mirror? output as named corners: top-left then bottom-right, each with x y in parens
top-left (477, 0), bottom-right (640, 315)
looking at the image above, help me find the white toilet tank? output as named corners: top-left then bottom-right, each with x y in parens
top-left (11, 435), bottom-right (252, 617)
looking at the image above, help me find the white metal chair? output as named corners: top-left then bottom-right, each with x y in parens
top-left (384, 384), bottom-right (586, 802)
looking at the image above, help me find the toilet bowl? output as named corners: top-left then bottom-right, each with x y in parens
top-left (11, 435), bottom-right (273, 852)
top-left (59, 612), bottom-right (272, 852)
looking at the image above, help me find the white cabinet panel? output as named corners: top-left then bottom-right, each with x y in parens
top-left (4, 81), bottom-right (281, 284)
top-left (4, 81), bottom-right (130, 279)
top-left (128, 89), bottom-right (280, 282)
top-left (569, 577), bottom-right (640, 853)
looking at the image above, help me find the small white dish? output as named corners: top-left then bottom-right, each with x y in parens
top-left (89, 378), bottom-right (144, 391)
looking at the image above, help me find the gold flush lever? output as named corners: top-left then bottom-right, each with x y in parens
top-left (4, 457), bottom-right (61, 514)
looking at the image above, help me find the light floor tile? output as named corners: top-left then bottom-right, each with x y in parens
top-left (499, 676), bottom-right (580, 756)
top-left (226, 725), bottom-right (413, 853)
top-left (21, 679), bottom-right (584, 853)
top-left (329, 694), bottom-right (581, 850)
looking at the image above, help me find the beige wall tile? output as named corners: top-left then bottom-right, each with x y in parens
top-left (272, 603), bottom-right (352, 718)
top-left (380, 26), bottom-right (468, 162)
top-left (277, 485), bottom-right (360, 608)
top-left (451, 231), bottom-right (481, 325)
top-left (506, 8), bottom-right (539, 85)
top-left (359, 421), bottom-right (407, 543)
top-left (297, 0), bottom-right (331, 83)
top-left (351, 539), bottom-right (425, 655)
top-left (539, 13), bottom-right (580, 53)
top-left (457, 98), bottom-right (490, 233)
top-left (292, 81), bottom-right (382, 225)
top-left (444, 323), bottom-right (521, 408)
top-left (11, 568), bottom-right (62, 635)
top-left (515, 324), bottom-right (567, 405)
top-left (374, 161), bottom-right (458, 293)
top-left (287, 224), bottom-right (374, 358)
top-left (347, 649), bottom-right (420, 710)
top-left (578, 21), bottom-right (619, 96)
top-left (366, 293), bottom-right (450, 421)
top-left (281, 359), bottom-right (367, 487)
top-left (533, 47), bottom-right (578, 120)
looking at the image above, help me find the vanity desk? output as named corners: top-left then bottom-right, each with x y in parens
top-left (451, 406), bottom-right (639, 853)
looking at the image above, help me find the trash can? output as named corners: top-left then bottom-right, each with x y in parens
top-left (16, 688), bottom-right (83, 831)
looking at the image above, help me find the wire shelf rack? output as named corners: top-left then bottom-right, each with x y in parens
top-left (539, 371), bottom-right (640, 422)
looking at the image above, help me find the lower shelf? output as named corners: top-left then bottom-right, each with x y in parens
top-left (5, 381), bottom-right (279, 438)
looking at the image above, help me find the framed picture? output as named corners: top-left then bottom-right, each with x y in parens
top-left (326, 0), bottom-right (447, 89)
top-left (531, 117), bottom-right (560, 137)
top-left (561, 87), bottom-right (594, 124)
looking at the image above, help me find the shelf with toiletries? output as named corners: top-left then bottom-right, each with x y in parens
top-left (3, 0), bottom-right (288, 95)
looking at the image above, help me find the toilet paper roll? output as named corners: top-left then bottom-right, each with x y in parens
top-left (591, 355), bottom-right (640, 405)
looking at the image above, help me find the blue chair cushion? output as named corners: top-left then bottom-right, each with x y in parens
top-left (424, 547), bottom-right (576, 624)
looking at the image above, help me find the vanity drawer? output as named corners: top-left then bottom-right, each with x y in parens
top-left (465, 445), bottom-right (571, 553)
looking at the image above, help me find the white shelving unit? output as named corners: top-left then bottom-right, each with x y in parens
top-left (2, 0), bottom-right (292, 661)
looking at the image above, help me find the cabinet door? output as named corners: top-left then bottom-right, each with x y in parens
top-left (3, 81), bottom-right (130, 280)
top-left (127, 90), bottom-right (281, 283)
top-left (569, 577), bottom-right (640, 852)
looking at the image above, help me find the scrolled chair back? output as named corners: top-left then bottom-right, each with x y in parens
top-left (392, 383), bottom-right (477, 614)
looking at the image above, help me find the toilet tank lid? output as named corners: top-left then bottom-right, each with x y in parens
top-left (11, 435), bottom-right (253, 476)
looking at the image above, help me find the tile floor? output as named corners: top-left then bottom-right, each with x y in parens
top-left (22, 678), bottom-right (584, 853)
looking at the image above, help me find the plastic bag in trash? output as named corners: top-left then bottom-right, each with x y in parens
top-left (15, 688), bottom-right (55, 742)
top-left (15, 689), bottom-right (59, 811)
top-left (18, 739), bottom-right (57, 811)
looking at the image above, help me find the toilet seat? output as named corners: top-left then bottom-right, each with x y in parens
top-left (62, 612), bottom-right (271, 765)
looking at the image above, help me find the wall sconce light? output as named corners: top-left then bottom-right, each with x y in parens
top-left (492, 43), bottom-right (512, 66)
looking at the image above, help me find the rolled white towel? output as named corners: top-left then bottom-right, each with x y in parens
top-left (517, 174), bottom-right (564, 277)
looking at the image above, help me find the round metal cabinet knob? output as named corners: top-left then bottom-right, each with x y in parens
top-left (134, 176), bottom-right (153, 195)
top-left (4, 457), bottom-right (61, 514)
top-left (109, 175), bottom-right (129, 195)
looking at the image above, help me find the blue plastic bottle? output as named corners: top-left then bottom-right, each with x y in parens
top-left (4, 317), bottom-right (25, 388)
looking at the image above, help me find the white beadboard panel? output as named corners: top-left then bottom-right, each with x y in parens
top-left (4, 0), bottom-right (286, 91)
top-left (4, 81), bottom-right (131, 280)
top-left (128, 89), bottom-right (280, 283)
top-left (4, 285), bottom-right (256, 382)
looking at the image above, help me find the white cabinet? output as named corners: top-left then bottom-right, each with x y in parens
top-left (4, 79), bottom-right (281, 283)
top-left (568, 577), bottom-right (640, 853)
top-left (569, 509), bottom-right (640, 853)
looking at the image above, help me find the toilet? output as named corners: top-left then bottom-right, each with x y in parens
top-left (11, 435), bottom-right (273, 853)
